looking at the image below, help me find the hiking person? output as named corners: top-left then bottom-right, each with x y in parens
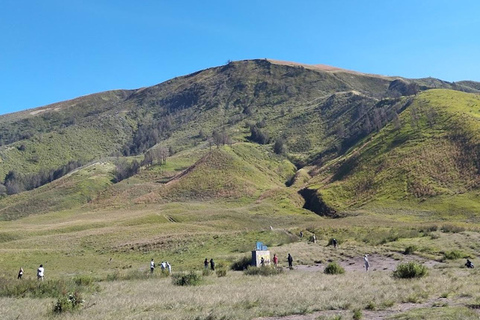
top-left (17, 267), bottom-right (24, 279)
top-left (299, 231), bottom-right (303, 238)
top-left (150, 259), bottom-right (155, 273)
top-left (364, 255), bottom-right (369, 271)
top-left (332, 238), bottom-right (337, 249)
top-left (312, 233), bottom-right (317, 243)
top-left (161, 261), bottom-right (167, 271)
top-left (37, 264), bottom-right (44, 280)
top-left (260, 257), bottom-right (265, 267)
top-left (167, 262), bottom-right (172, 274)
top-left (273, 254), bottom-right (278, 266)
top-left (287, 253), bottom-right (293, 269)
top-left (466, 259), bottom-right (474, 268)
top-left (210, 258), bottom-right (215, 271)
top-left (204, 258), bottom-right (209, 269)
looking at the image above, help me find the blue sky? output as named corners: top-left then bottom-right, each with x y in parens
top-left (1, 0), bottom-right (479, 115)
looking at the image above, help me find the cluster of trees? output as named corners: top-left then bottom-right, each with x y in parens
top-left (112, 159), bottom-right (140, 183)
top-left (122, 117), bottom-right (173, 156)
top-left (249, 124), bottom-right (270, 145)
top-left (1, 160), bottom-right (84, 195)
top-left (142, 147), bottom-right (170, 167)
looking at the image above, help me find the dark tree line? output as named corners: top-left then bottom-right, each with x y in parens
top-left (122, 117), bottom-right (172, 156)
top-left (112, 159), bottom-right (140, 183)
top-left (2, 160), bottom-right (84, 195)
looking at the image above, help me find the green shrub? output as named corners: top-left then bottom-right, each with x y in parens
top-left (52, 291), bottom-right (84, 314)
top-left (404, 245), bottom-right (417, 255)
top-left (172, 272), bottom-right (202, 286)
top-left (393, 262), bottom-right (428, 279)
top-left (324, 262), bottom-right (345, 275)
top-left (443, 250), bottom-right (465, 260)
top-left (353, 309), bottom-right (363, 320)
top-left (216, 269), bottom-right (227, 277)
top-left (231, 255), bottom-right (251, 271)
top-left (244, 266), bottom-right (283, 276)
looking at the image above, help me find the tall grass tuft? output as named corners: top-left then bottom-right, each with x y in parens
top-left (443, 250), bottom-right (466, 260)
top-left (441, 224), bottom-right (465, 233)
top-left (244, 266), bottom-right (283, 276)
top-left (393, 262), bottom-right (428, 279)
top-left (0, 277), bottom-right (98, 299)
top-left (404, 245), bottom-right (417, 255)
top-left (172, 272), bottom-right (202, 286)
top-left (324, 262), bottom-right (345, 275)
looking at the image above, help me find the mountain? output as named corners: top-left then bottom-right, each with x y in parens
top-left (1, 59), bottom-right (480, 220)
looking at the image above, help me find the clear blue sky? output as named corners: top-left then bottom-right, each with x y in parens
top-left (1, 0), bottom-right (479, 115)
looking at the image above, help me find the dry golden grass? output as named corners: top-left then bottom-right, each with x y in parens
top-left (2, 264), bottom-right (480, 320)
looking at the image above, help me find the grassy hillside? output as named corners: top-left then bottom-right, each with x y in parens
top-left (310, 89), bottom-right (480, 216)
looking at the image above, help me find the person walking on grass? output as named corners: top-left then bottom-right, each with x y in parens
top-left (17, 267), bottom-right (24, 279)
top-left (150, 258), bottom-right (155, 273)
top-left (287, 253), bottom-right (293, 269)
top-left (210, 258), bottom-right (215, 271)
top-left (332, 238), bottom-right (337, 249)
top-left (37, 264), bottom-right (44, 280)
top-left (364, 254), bottom-right (370, 271)
top-left (166, 262), bottom-right (172, 274)
top-left (204, 258), bottom-right (209, 269)
top-left (273, 254), bottom-right (278, 267)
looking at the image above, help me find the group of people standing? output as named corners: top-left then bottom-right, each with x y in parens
top-left (16, 264), bottom-right (44, 280)
top-left (150, 259), bottom-right (171, 274)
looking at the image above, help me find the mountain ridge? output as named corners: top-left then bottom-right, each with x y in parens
top-left (1, 59), bottom-right (480, 220)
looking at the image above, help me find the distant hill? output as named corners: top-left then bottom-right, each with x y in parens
top-left (1, 59), bottom-right (480, 220)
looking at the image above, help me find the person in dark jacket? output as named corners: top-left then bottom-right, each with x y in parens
top-left (287, 253), bottom-right (293, 269)
top-left (210, 259), bottom-right (215, 271)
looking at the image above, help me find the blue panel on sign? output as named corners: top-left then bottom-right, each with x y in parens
top-left (256, 242), bottom-right (263, 250)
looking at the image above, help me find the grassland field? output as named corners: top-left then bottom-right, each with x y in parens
top-left (2, 200), bottom-right (480, 319)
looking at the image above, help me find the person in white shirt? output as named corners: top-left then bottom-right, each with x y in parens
top-left (37, 264), bottom-right (45, 280)
top-left (166, 262), bottom-right (171, 274)
top-left (150, 259), bottom-right (155, 273)
top-left (364, 255), bottom-right (369, 271)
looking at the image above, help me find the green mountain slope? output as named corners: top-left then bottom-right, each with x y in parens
top-left (309, 89), bottom-right (480, 216)
top-left (1, 59), bottom-right (480, 220)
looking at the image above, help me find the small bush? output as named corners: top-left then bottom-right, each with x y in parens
top-left (53, 292), bottom-right (84, 314)
top-left (172, 272), bottom-right (202, 286)
top-left (404, 245), bottom-right (417, 255)
top-left (393, 262), bottom-right (428, 279)
top-left (244, 266), bottom-right (283, 276)
top-left (441, 224), bottom-right (465, 233)
top-left (443, 250), bottom-right (465, 260)
top-left (216, 269), bottom-right (227, 277)
top-left (324, 262), bottom-right (345, 275)
top-left (365, 301), bottom-right (376, 310)
top-left (231, 256), bottom-right (251, 271)
top-left (353, 309), bottom-right (363, 320)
